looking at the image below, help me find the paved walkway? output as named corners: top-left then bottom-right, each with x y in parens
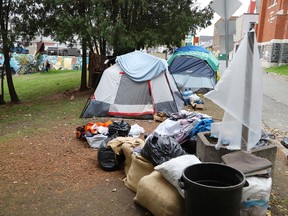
top-left (262, 72), bottom-right (288, 157)
top-left (262, 72), bottom-right (288, 133)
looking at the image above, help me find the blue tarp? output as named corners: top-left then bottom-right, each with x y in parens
top-left (174, 45), bottom-right (210, 54)
top-left (169, 56), bottom-right (214, 77)
top-left (116, 50), bottom-right (168, 82)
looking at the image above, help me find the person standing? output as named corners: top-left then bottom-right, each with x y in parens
top-left (45, 61), bottom-right (50, 72)
top-left (42, 60), bottom-right (50, 73)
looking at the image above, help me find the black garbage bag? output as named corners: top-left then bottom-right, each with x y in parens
top-left (181, 138), bottom-right (197, 154)
top-left (141, 133), bottom-right (186, 166)
top-left (108, 120), bottom-right (131, 137)
top-left (97, 134), bottom-right (125, 171)
top-left (281, 137), bottom-right (288, 149)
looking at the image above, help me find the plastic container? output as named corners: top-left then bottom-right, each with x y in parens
top-left (179, 162), bottom-right (246, 216)
top-left (183, 90), bottom-right (192, 105)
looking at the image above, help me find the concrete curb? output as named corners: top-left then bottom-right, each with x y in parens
top-left (274, 139), bottom-right (288, 159)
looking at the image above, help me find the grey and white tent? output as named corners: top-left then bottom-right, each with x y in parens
top-left (81, 51), bottom-right (184, 119)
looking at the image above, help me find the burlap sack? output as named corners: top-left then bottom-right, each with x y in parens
top-left (123, 154), bottom-right (154, 192)
top-left (134, 171), bottom-right (185, 216)
top-left (121, 142), bottom-right (134, 175)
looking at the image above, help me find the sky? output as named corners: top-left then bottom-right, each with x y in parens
top-left (196, 0), bottom-right (251, 36)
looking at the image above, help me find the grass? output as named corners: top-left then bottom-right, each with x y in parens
top-left (265, 65), bottom-right (288, 76)
top-left (3, 70), bottom-right (82, 102)
top-left (0, 70), bottom-right (91, 141)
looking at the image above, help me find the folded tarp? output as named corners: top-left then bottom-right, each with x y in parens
top-left (221, 151), bottom-right (272, 175)
top-left (116, 50), bottom-right (168, 82)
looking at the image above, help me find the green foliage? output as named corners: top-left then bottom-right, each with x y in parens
top-left (0, 0), bottom-right (43, 49)
top-left (101, 0), bottom-right (214, 55)
top-left (40, 0), bottom-right (213, 55)
top-left (42, 0), bottom-right (104, 48)
top-left (265, 65), bottom-right (288, 76)
top-left (1, 0), bottom-right (45, 103)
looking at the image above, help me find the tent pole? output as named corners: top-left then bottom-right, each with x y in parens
top-left (241, 31), bottom-right (254, 151)
top-left (224, 0), bottom-right (229, 68)
top-left (79, 96), bottom-right (92, 118)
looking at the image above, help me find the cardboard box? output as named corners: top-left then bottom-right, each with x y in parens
top-left (190, 101), bottom-right (204, 110)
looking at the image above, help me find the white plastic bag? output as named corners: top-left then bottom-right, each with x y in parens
top-left (210, 122), bottom-right (222, 138)
top-left (188, 93), bottom-right (200, 103)
top-left (95, 125), bottom-right (108, 135)
top-left (129, 124), bottom-right (145, 137)
top-left (86, 134), bottom-right (108, 148)
top-left (240, 177), bottom-right (272, 216)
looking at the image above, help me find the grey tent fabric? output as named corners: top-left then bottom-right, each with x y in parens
top-left (114, 75), bottom-right (153, 105)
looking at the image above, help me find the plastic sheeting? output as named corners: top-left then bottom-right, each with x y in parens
top-left (240, 177), bottom-right (272, 216)
top-left (116, 50), bottom-right (168, 82)
top-left (204, 31), bottom-right (263, 150)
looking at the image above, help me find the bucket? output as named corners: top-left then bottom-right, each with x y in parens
top-left (183, 90), bottom-right (193, 105)
top-left (179, 162), bottom-right (246, 216)
top-left (183, 90), bottom-right (190, 105)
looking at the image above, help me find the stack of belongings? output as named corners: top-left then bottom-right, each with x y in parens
top-left (129, 110), bottom-right (213, 216)
top-left (221, 151), bottom-right (273, 216)
top-left (188, 93), bottom-right (204, 110)
top-left (114, 110), bottom-right (215, 216)
top-left (75, 120), bottom-right (112, 148)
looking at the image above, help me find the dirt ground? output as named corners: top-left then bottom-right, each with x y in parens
top-left (0, 91), bottom-right (288, 216)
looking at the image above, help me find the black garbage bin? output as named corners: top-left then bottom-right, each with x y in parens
top-left (179, 162), bottom-right (246, 216)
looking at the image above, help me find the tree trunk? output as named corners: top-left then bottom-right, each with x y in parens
top-left (79, 37), bottom-right (88, 91)
top-left (3, 50), bottom-right (20, 103)
top-left (0, 0), bottom-right (19, 103)
top-left (0, 65), bottom-right (5, 105)
top-left (100, 37), bottom-right (106, 56)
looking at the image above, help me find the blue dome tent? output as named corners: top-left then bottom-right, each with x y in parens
top-left (168, 45), bottom-right (219, 94)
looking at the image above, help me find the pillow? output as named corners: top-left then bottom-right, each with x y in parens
top-left (154, 154), bottom-right (201, 197)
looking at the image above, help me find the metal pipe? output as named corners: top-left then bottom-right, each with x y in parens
top-left (224, 0), bottom-right (229, 68)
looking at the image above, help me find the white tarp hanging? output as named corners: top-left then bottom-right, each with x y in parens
top-left (204, 31), bottom-right (263, 150)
